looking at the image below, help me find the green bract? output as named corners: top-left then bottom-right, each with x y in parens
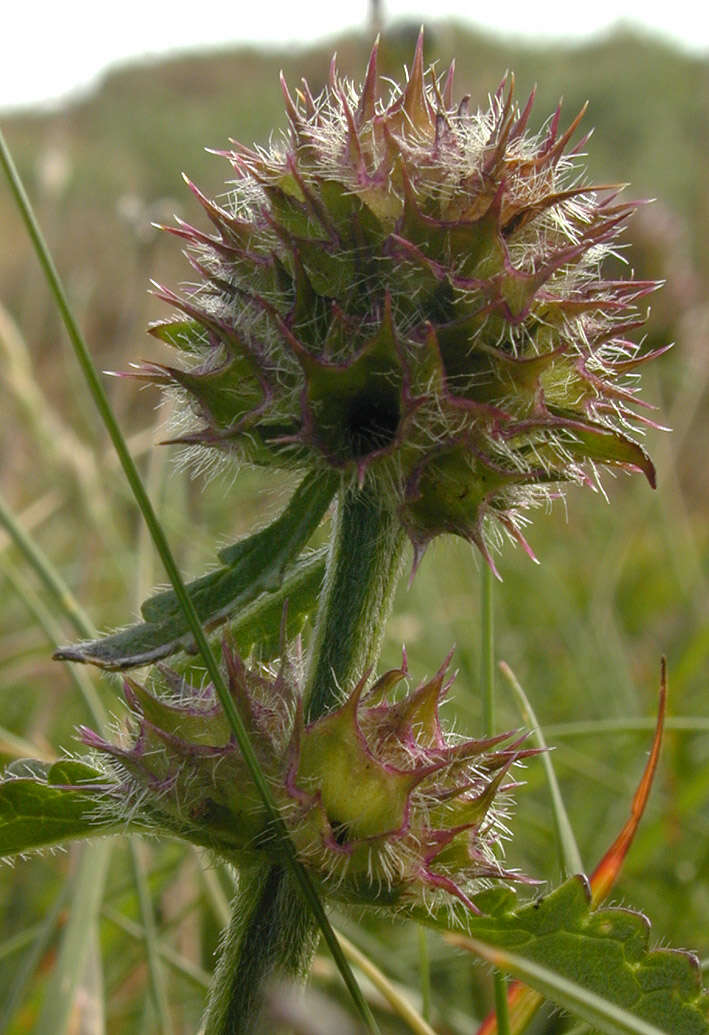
top-left (144, 34), bottom-right (662, 572)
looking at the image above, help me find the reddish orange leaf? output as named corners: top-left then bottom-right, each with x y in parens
top-left (589, 657), bottom-right (666, 906)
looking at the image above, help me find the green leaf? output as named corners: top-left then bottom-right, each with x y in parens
top-left (145, 469), bottom-right (335, 620)
top-left (54, 549), bottom-right (326, 671)
top-left (54, 470), bottom-right (336, 669)
top-left (443, 876), bottom-right (709, 1035)
top-left (0, 759), bottom-right (125, 858)
top-left (173, 549), bottom-right (326, 684)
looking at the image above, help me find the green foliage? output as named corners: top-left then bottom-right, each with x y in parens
top-left (54, 471), bottom-right (334, 668)
top-left (6, 753), bottom-right (706, 1035)
top-left (450, 877), bottom-right (709, 1035)
top-left (0, 758), bottom-right (123, 857)
top-left (1, 21), bottom-right (708, 1035)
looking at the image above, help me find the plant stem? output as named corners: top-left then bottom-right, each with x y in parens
top-left (500, 661), bottom-right (583, 878)
top-left (305, 483), bottom-right (407, 719)
top-left (417, 925), bottom-right (432, 1022)
top-left (0, 126), bottom-right (373, 1033)
top-left (336, 929), bottom-right (438, 1035)
top-left (480, 563), bottom-right (495, 735)
top-left (201, 863), bottom-right (320, 1035)
top-left (480, 564), bottom-right (510, 1035)
top-left (131, 843), bottom-right (172, 1033)
top-left (207, 485), bottom-right (406, 1034)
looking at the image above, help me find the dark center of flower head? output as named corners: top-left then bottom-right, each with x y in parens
top-left (329, 817), bottom-right (351, 846)
top-left (343, 386), bottom-right (401, 459)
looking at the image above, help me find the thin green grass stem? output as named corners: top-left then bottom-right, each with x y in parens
top-left (36, 840), bottom-right (111, 1035)
top-left (131, 844), bottom-right (172, 1033)
top-left (335, 929), bottom-right (438, 1035)
top-left (0, 489), bottom-right (94, 638)
top-left (1, 555), bottom-right (107, 728)
top-left (102, 906), bottom-right (212, 988)
top-left (543, 717), bottom-right (709, 737)
top-left (499, 660), bottom-right (583, 877)
top-left (0, 879), bottom-right (69, 1031)
top-left (417, 925), bottom-right (432, 1022)
top-left (480, 563), bottom-right (510, 1035)
top-left (480, 564), bottom-right (495, 735)
top-left (0, 125), bottom-right (375, 1034)
top-left (414, 532), bottom-right (433, 1018)
top-left (135, 404), bottom-right (173, 606)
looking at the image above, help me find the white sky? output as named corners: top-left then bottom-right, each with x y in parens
top-left (3, 0), bottom-right (708, 112)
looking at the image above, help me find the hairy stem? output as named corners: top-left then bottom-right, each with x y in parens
top-left (305, 483), bottom-right (407, 719)
top-left (206, 485), bottom-right (406, 1034)
top-left (200, 863), bottom-right (320, 1035)
top-left (480, 565), bottom-right (510, 1035)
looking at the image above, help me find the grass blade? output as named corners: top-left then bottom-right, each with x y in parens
top-left (0, 124), bottom-right (376, 1034)
top-left (0, 490), bottom-right (94, 639)
top-left (499, 659), bottom-right (583, 877)
top-left (1, 555), bottom-right (107, 727)
top-left (0, 880), bottom-right (69, 1031)
top-left (480, 562), bottom-right (510, 1035)
top-left (36, 841), bottom-right (111, 1035)
top-left (335, 929), bottom-right (438, 1035)
top-left (102, 905), bottom-right (212, 989)
top-left (131, 844), bottom-right (172, 1034)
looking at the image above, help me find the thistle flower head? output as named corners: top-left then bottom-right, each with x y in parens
top-left (144, 33), bottom-right (663, 571)
top-left (81, 646), bottom-right (533, 913)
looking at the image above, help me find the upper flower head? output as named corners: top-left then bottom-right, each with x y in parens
top-left (143, 32), bottom-right (664, 572)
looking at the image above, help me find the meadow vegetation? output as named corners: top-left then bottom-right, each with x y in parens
top-left (0, 21), bottom-right (708, 1033)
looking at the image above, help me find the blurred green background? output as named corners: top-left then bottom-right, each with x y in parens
top-left (0, 20), bottom-right (707, 1034)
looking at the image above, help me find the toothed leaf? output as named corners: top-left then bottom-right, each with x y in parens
top-left (444, 876), bottom-right (709, 1035)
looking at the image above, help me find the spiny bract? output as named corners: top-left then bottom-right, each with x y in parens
top-left (81, 646), bottom-right (533, 913)
top-left (143, 33), bottom-right (664, 572)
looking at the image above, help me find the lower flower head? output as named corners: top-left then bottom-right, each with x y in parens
top-left (81, 644), bottom-right (535, 913)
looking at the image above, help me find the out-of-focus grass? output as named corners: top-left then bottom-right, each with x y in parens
top-left (0, 21), bottom-right (708, 1034)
